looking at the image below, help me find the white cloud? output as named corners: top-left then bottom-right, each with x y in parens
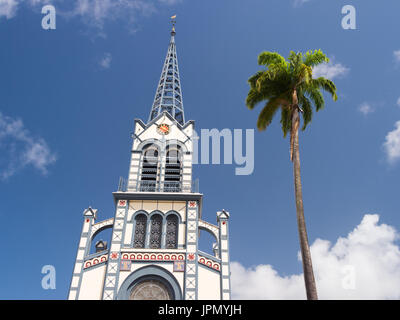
top-left (70, 0), bottom-right (155, 30)
top-left (394, 50), bottom-right (400, 63)
top-left (99, 52), bottom-right (112, 69)
top-left (0, 0), bottom-right (52, 20)
top-left (293, 0), bottom-right (311, 7)
top-left (0, 0), bottom-right (19, 19)
top-left (0, 112), bottom-right (56, 179)
top-left (358, 102), bottom-right (374, 116)
top-left (396, 97), bottom-right (400, 107)
top-left (231, 214), bottom-right (400, 299)
top-left (27, 0), bottom-right (51, 5)
top-left (2, 0), bottom-right (181, 33)
top-left (158, 0), bottom-right (182, 4)
top-left (313, 60), bottom-right (349, 80)
top-left (383, 121), bottom-right (400, 164)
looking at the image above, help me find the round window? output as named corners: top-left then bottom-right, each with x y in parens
top-left (129, 279), bottom-right (172, 300)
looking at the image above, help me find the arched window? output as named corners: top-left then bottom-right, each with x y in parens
top-left (149, 215), bottom-right (163, 249)
top-left (164, 146), bottom-right (182, 192)
top-left (133, 214), bottom-right (147, 248)
top-left (140, 146), bottom-right (159, 192)
top-left (165, 215), bottom-right (179, 249)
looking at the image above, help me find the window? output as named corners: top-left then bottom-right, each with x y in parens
top-left (133, 214), bottom-right (147, 248)
top-left (129, 279), bottom-right (172, 300)
top-left (131, 212), bottom-right (180, 249)
top-left (164, 147), bottom-right (182, 192)
top-left (140, 146), bottom-right (159, 192)
top-left (149, 215), bottom-right (163, 249)
top-left (165, 215), bottom-right (178, 249)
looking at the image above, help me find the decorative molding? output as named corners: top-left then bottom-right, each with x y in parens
top-left (84, 254), bottom-right (108, 269)
top-left (121, 252), bottom-right (185, 262)
top-left (91, 218), bottom-right (114, 239)
top-left (198, 254), bottom-right (220, 272)
top-left (198, 219), bottom-right (219, 242)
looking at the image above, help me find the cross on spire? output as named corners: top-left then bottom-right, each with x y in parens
top-left (148, 16), bottom-right (185, 125)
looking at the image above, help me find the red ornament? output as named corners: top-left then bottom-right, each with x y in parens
top-left (110, 252), bottom-right (119, 260)
top-left (118, 200), bottom-right (126, 207)
top-left (189, 201), bottom-right (196, 208)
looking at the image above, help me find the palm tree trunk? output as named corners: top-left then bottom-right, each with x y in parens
top-left (292, 107), bottom-right (318, 300)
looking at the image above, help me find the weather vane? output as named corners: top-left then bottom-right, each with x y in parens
top-left (171, 14), bottom-right (176, 34)
top-left (171, 14), bottom-right (177, 25)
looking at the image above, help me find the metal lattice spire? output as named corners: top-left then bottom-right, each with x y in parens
top-left (148, 16), bottom-right (185, 125)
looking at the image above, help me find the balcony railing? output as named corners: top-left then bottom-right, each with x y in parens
top-left (117, 178), bottom-right (199, 193)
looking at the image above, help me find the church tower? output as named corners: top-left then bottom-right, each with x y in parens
top-left (68, 19), bottom-right (231, 300)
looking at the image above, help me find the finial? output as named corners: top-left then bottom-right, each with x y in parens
top-left (170, 14), bottom-right (176, 36)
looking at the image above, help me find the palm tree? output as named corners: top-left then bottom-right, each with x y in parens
top-left (246, 50), bottom-right (338, 300)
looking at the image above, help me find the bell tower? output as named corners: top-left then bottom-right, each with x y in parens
top-left (68, 19), bottom-right (231, 300)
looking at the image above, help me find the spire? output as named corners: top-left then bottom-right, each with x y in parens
top-left (148, 16), bottom-right (185, 125)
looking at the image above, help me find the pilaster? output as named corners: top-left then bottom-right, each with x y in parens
top-left (101, 200), bottom-right (128, 300)
top-left (217, 209), bottom-right (231, 300)
top-left (184, 200), bottom-right (199, 300)
top-left (68, 207), bottom-right (97, 300)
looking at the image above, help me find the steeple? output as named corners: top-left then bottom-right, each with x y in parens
top-left (148, 16), bottom-right (185, 125)
top-left (68, 18), bottom-right (231, 302)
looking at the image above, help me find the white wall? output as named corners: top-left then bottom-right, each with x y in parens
top-left (78, 265), bottom-right (106, 300)
top-left (198, 265), bottom-right (221, 300)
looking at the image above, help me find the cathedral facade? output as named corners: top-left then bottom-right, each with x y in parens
top-left (68, 22), bottom-right (231, 300)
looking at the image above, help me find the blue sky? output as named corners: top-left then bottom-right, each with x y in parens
top-left (1, 0), bottom-right (400, 299)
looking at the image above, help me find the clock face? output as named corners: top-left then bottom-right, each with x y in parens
top-left (129, 279), bottom-right (172, 300)
top-left (157, 123), bottom-right (170, 135)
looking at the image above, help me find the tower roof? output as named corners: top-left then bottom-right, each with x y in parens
top-left (148, 18), bottom-right (185, 125)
